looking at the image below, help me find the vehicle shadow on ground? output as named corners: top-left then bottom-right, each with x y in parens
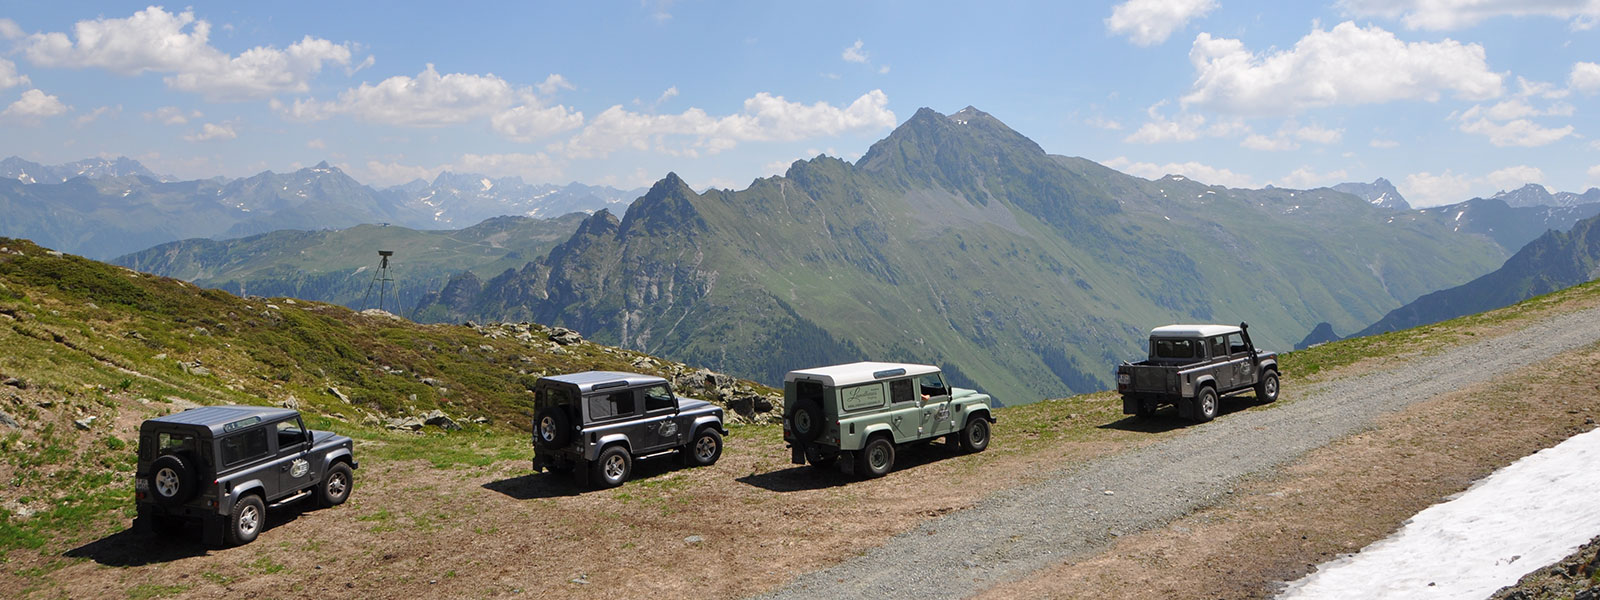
top-left (736, 442), bottom-right (966, 492)
top-left (1098, 399), bottom-right (1264, 433)
top-left (66, 502), bottom-right (319, 566)
top-left (485, 454), bottom-right (705, 498)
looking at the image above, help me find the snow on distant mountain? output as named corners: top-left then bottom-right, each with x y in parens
top-left (1492, 183), bottom-right (1600, 209)
top-left (1332, 178), bottom-right (1410, 211)
top-left (382, 172), bottom-right (643, 227)
top-left (0, 156), bottom-right (172, 183)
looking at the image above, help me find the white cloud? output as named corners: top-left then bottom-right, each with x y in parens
top-left (184, 122), bottom-right (237, 142)
top-left (357, 152), bottom-right (564, 187)
top-left (2, 89), bottom-right (70, 121)
top-left (536, 74), bottom-right (575, 97)
top-left (1107, 0), bottom-right (1218, 46)
top-left (1571, 62), bottom-right (1600, 94)
top-left (1182, 22), bottom-right (1504, 115)
top-left (491, 102), bottom-right (585, 142)
top-left (878, 64), bottom-right (891, 74)
top-left (1338, 0), bottom-right (1600, 31)
top-left (21, 7), bottom-right (355, 101)
top-left (0, 18), bottom-right (24, 40)
top-left (1402, 170), bottom-right (1475, 207)
top-left (1085, 116), bottom-right (1123, 130)
top-left (75, 104), bottom-right (119, 126)
top-left (1369, 138), bottom-right (1400, 148)
top-left (655, 86), bottom-right (679, 104)
top-left (1274, 166), bottom-right (1350, 189)
top-left (144, 106), bottom-right (201, 126)
top-left (358, 160), bottom-right (438, 186)
top-left (307, 138), bottom-right (326, 149)
top-left (843, 40), bottom-right (869, 63)
top-left (1455, 101), bottom-right (1575, 147)
top-left (1242, 134), bottom-right (1298, 151)
top-left (1125, 102), bottom-right (1247, 143)
top-left (1103, 156), bottom-right (1258, 188)
top-left (279, 64), bottom-right (515, 126)
top-left (0, 58), bottom-right (28, 89)
top-left (1241, 121), bottom-right (1345, 151)
top-left (1484, 165), bottom-right (1546, 191)
top-left (562, 90), bottom-right (896, 159)
top-left (1588, 164), bottom-right (1600, 187)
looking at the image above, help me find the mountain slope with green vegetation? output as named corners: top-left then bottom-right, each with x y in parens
top-left (112, 214), bottom-right (585, 317)
top-left (415, 107), bottom-right (1506, 404)
top-left (1355, 211), bottom-right (1600, 337)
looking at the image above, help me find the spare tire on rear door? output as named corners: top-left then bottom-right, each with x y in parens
top-left (534, 406), bottom-right (573, 448)
top-left (790, 397), bottom-right (824, 442)
top-left (149, 453), bottom-right (197, 505)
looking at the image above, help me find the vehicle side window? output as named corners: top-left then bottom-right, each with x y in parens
top-left (1153, 338), bottom-right (1196, 359)
top-left (1227, 333), bottom-right (1248, 355)
top-left (1208, 336), bottom-right (1226, 360)
top-left (918, 373), bottom-right (948, 398)
top-left (588, 391), bottom-right (636, 421)
top-left (889, 379), bottom-right (915, 404)
top-left (275, 418), bottom-right (306, 450)
top-left (220, 428), bottom-right (269, 466)
top-left (641, 384), bottom-right (675, 413)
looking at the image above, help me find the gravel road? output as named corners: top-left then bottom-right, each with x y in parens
top-left (755, 305), bottom-right (1600, 600)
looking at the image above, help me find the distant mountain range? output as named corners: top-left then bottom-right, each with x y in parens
top-left (1354, 211), bottom-right (1600, 338)
top-left (399, 106), bottom-right (1509, 402)
top-left (114, 214), bottom-right (586, 315)
top-left (1492, 183), bottom-right (1600, 209)
top-left (1332, 178), bottom-right (1410, 211)
top-left (0, 156), bottom-right (640, 259)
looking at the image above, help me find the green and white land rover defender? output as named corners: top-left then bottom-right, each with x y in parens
top-left (782, 362), bottom-right (996, 478)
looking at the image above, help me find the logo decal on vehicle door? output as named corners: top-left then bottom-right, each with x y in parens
top-left (660, 421), bottom-right (678, 437)
top-left (290, 458), bottom-right (309, 478)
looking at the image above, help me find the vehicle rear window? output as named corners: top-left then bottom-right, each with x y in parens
top-left (146, 431), bottom-right (197, 461)
top-left (220, 428), bottom-right (269, 466)
top-left (1153, 338), bottom-right (1197, 359)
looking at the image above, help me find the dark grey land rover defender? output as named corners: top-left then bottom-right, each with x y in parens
top-left (531, 371), bottom-right (728, 488)
top-left (134, 406), bottom-right (357, 546)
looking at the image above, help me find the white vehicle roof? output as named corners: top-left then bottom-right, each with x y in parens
top-left (1149, 324), bottom-right (1240, 338)
top-left (784, 361), bottom-right (941, 387)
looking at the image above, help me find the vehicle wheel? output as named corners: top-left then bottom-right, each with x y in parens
top-left (226, 495), bottom-right (265, 546)
top-left (1255, 371), bottom-right (1279, 403)
top-left (959, 417), bottom-right (991, 453)
top-left (806, 446), bottom-right (838, 470)
top-left (318, 462), bottom-right (353, 507)
top-left (685, 428), bottom-right (722, 467)
top-left (148, 453), bottom-right (197, 506)
top-left (592, 446), bottom-right (632, 488)
top-left (790, 398), bottom-right (824, 443)
top-left (1194, 387), bottom-right (1219, 422)
top-left (856, 437), bottom-right (895, 479)
top-left (534, 407), bottom-right (572, 448)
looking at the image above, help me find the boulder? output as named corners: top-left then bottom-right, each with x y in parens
top-left (423, 409), bottom-right (461, 431)
top-left (385, 416), bottom-right (425, 431)
top-left (73, 415), bottom-right (97, 430)
top-left (548, 327), bottom-right (584, 346)
top-left (327, 386), bottom-right (352, 403)
top-left (0, 409), bottom-right (19, 429)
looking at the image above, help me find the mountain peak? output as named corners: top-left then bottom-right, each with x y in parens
top-left (314, 160), bottom-right (331, 169)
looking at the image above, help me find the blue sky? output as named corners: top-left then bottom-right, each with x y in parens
top-left (0, 1), bottom-right (1596, 206)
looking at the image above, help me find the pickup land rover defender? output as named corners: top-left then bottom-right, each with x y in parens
top-left (1116, 322), bottom-right (1279, 422)
top-left (783, 362), bottom-right (996, 478)
top-left (135, 405), bottom-right (357, 546)
top-left (531, 371), bottom-right (728, 488)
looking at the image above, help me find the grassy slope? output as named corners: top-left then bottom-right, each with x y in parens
top-left (0, 237), bottom-right (778, 562)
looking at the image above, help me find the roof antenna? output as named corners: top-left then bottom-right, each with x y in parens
top-left (361, 250), bottom-right (397, 313)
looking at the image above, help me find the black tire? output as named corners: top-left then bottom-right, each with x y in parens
top-left (534, 407), bottom-right (572, 448)
top-left (856, 437), bottom-right (895, 479)
top-left (592, 446), bottom-right (632, 488)
top-left (685, 428), bottom-right (722, 467)
top-left (959, 417), bottom-right (991, 453)
top-left (1194, 386), bottom-right (1219, 423)
top-left (1255, 370), bottom-right (1280, 403)
top-left (148, 453), bottom-right (197, 506)
top-left (318, 462), bottom-right (353, 507)
top-left (790, 398), bottom-right (824, 443)
top-left (226, 495), bottom-right (265, 546)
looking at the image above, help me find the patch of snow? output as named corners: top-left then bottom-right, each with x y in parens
top-left (1278, 427), bottom-right (1600, 600)
top-left (1455, 211), bottom-right (1465, 222)
top-left (481, 178), bottom-right (493, 191)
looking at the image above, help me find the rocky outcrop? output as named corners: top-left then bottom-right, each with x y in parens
top-left (1489, 535), bottom-right (1600, 600)
top-left (1296, 322), bottom-right (1340, 349)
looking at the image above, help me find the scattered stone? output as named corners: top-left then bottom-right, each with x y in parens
top-left (1103, 490), bottom-right (1115, 496)
top-left (153, 353), bottom-right (167, 360)
top-left (420, 377), bottom-right (441, 387)
top-left (73, 415), bottom-right (97, 430)
top-left (46, 250), bottom-right (63, 257)
top-left (0, 410), bottom-right (19, 429)
top-left (327, 386), bottom-right (351, 403)
top-left (385, 417), bottom-right (425, 431)
top-left (683, 535), bottom-right (705, 545)
top-left (192, 326), bottom-right (211, 336)
top-left (548, 327), bottom-right (584, 346)
top-left (2, 377), bottom-right (26, 389)
top-left (570, 574), bottom-right (589, 585)
top-left (463, 320), bottom-right (479, 329)
top-left (478, 344), bottom-right (495, 353)
top-left (279, 395), bottom-right (300, 410)
top-left (630, 356), bottom-right (657, 369)
top-left (423, 409), bottom-right (461, 431)
top-left (471, 416), bottom-right (490, 424)
top-left (266, 304), bottom-right (280, 310)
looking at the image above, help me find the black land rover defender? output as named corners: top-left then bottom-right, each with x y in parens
top-left (531, 371), bottom-right (728, 488)
top-left (134, 405), bottom-right (357, 546)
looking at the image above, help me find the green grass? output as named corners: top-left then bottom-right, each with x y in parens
top-left (126, 583), bottom-right (190, 600)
